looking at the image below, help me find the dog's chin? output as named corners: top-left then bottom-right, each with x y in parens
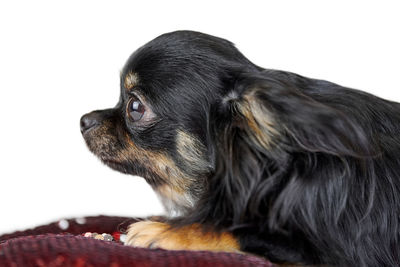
top-left (81, 135), bottom-right (126, 173)
top-left (101, 158), bottom-right (131, 174)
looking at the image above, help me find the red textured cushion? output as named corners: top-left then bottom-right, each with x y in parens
top-left (0, 216), bottom-right (274, 267)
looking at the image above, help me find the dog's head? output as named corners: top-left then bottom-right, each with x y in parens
top-left (81, 31), bottom-right (369, 221)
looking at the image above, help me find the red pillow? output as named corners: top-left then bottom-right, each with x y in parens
top-left (0, 216), bottom-right (274, 267)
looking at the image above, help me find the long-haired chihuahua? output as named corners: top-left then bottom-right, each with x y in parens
top-left (80, 31), bottom-right (400, 266)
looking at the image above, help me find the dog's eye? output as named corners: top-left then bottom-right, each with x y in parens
top-left (127, 98), bottom-right (145, 122)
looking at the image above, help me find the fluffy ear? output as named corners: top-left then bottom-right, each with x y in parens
top-left (224, 74), bottom-right (371, 157)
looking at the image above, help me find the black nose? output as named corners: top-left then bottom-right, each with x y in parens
top-left (80, 112), bottom-right (100, 134)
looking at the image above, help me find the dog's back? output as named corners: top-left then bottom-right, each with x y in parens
top-left (259, 69), bottom-right (400, 266)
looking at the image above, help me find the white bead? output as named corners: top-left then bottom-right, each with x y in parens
top-left (58, 219), bottom-right (69, 230)
top-left (84, 232), bottom-right (92, 237)
top-left (75, 217), bottom-right (86, 224)
top-left (119, 234), bottom-right (127, 243)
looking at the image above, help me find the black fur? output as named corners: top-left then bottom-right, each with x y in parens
top-left (81, 31), bottom-right (400, 266)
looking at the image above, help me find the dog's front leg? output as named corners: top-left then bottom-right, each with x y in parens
top-left (125, 221), bottom-right (240, 253)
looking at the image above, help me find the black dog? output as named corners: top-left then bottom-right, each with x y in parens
top-left (81, 31), bottom-right (400, 266)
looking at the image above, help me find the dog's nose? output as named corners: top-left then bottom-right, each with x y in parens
top-left (80, 112), bottom-right (100, 134)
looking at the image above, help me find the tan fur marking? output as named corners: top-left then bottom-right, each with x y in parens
top-left (123, 133), bottom-right (187, 184)
top-left (123, 133), bottom-right (195, 213)
top-left (176, 131), bottom-right (204, 163)
top-left (176, 130), bottom-right (209, 172)
top-left (125, 221), bottom-right (240, 252)
top-left (238, 93), bottom-right (277, 148)
top-left (124, 72), bottom-right (139, 90)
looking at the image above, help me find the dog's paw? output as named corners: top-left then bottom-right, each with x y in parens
top-left (125, 221), bottom-right (169, 248)
top-left (124, 221), bottom-right (239, 252)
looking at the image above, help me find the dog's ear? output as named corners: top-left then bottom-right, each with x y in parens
top-left (197, 73), bottom-right (371, 227)
top-left (219, 74), bottom-right (370, 157)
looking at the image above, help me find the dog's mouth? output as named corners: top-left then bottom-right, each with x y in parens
top-left (81, 130), bottom-right (127, 172)
top-left (82, 132), bottom-right (141, 176)
top-left (80, 124), bottom-right (161, 183)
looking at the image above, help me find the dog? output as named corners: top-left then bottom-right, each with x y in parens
top-left (80, 31), bottom-right (400, 266)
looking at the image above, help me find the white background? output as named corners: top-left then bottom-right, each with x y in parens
top-left (0, 1), bottom-right (399, 234)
